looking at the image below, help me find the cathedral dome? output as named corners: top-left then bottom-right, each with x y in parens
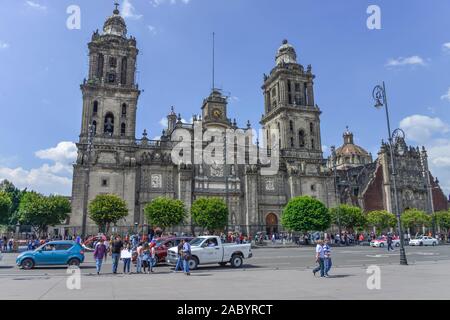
top-left (103, 6), bottom-right (127, 37)
top-left (275, 39), bottom-right (297, 65)
top-left (334, 127), bottom-right (372, 169)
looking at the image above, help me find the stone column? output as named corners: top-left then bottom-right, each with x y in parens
top-left (244, 166), bottom-right (259, 236)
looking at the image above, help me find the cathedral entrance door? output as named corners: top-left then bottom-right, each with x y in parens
top-left (266, 213), bottom-right (278, 235)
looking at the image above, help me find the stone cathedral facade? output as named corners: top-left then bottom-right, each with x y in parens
top-left (69, 7), bottom-right (447, 235)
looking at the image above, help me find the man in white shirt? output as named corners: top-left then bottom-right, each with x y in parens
top-left (312, 240), bottom-right (325, 278)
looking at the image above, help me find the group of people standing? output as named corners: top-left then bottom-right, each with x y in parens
top-left (0, 236), bottom-right (14, 252)
top-left (92, 236), bottom-right (192, 276)
top-left (312, 239), bottom-right (332, 278)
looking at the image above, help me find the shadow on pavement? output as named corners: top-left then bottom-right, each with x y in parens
top-left (328, 274), bottom-right (353, 278)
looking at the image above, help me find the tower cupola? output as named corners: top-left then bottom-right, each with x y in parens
top-left (103, 3), bottom-right (127, 37)
top-left (275, 39), bottom-right (297, 65)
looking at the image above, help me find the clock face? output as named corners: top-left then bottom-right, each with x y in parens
top-left (212, 109), bottom-right (222, 118)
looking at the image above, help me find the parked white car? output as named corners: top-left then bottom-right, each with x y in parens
top-left (409, 236), bottom-right (438, 246)
top-left (166, 236), bottom-right (252, 270)
top-left (370, 237), bottom-right (400, 248)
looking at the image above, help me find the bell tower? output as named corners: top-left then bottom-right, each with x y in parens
top-left (79, 3), bottom-right (140, 146)
top-left (260, 40), bottom-right (322, 156)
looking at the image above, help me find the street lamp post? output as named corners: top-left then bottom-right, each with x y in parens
top-left (330, 146), bottom-right (342, 245)
top-left (372, 82), bottom-right (408, 265)
top-left (81, 124), bottom-right (95, 239)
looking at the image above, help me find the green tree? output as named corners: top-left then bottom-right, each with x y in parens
top-left (18, 192), bottom-right (71, 235)
top-left (401, 209), bottom-right (431, 233)
top-left (0, 180), bottom-right (26, 224)
top-left (434, 211), bottom-right (450, 236)
top-left (367, 210), bottom-right (397, 232)
top-left (0, 191), bottom-right (12, 225)
top-left (191, 197), bottom-right (228, 234)
top-left (329, 204), bottom-right (367, 232)
top-left (88, 194), bottom-right (129, 233)
top-left (281, 196), bottom-right (331, 233)
top-left (144, 197), bottom-right (187, 231)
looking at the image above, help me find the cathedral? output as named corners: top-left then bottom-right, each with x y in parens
top-left (68, 6), bottom-right (447, 236)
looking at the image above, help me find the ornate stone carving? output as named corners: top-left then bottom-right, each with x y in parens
top-left (210, 161), bottom-right (224, 177)
top-left (151, 174), bottom-right (162, 189)
top-left (265, 178), bottom-right (275, 191)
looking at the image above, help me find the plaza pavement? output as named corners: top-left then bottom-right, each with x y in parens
top-left (0, 245), bottom-right (449, 300)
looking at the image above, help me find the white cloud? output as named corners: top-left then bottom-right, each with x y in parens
top-left (443, 43), bottom-right (450, 52)
top-left (399, 115), bottom-right (448, 144)
top-left (25, 1), bottom-right (47, 11)
top-left (148, 25), bottom-right (157, 35)
top-left (122, 0), bottom-right (142, 20)
top-left (35, 141), bottom-right (77, 164)
top-left (400, 115), bottom-right (450, 194)
top-left (441, 87), bottom-right (450, 102)
top-left (159, 117), bottom-right (168, 127)
top-left (386, 56), bottom-right (426, 67)
top-left (0, 41), bottom-right (9, 50)
top-left (150, 0), bottom-right (191, 7)
top-left (0, 142), bottom-right (77, 195)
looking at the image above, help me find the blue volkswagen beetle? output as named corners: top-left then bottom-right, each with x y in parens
top-left (16, 241), bottom-right (85, 270)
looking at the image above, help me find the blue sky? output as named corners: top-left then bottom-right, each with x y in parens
top-left (1, 0), bottom-right (450, 196)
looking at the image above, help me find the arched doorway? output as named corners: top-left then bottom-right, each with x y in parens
top-left (266, 213), bottom-right (278, 235)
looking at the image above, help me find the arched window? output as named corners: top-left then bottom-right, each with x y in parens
top-left (290, 137), bottom-right (294, 148)
top-left (92, 121), bottom-right (97, 135)
top-left (310, 122), bottom-right (314, 134)
top-left (121, 103), bottom-right (127, 116)
top-left (104, 113), bottom-right (114, 135)
top-left (289, 120), bottom-right (293, 132)
top-left (311, 138), bottom-right (315, 150)
top-left (93, 101), bottom-right (98, 115)
top-left (121, 123), bottom-right (126, 136)
top-left (298, 130), bottom-right (305, 148)
top-left (121, 57), bottom-right (128, 85)
top-left (97, 54), bottom-right (104, 79)
top-left (109, 57), bottom-right (117, 68)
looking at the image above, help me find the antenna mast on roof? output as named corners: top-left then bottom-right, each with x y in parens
top-left (212, 32), bottom-right (215, 91)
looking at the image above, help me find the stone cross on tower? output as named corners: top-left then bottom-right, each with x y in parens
top-left (114, 2), bottom-right (120, 14)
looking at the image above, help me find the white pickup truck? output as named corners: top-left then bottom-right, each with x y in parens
top-left (166, 236), bottom-right (252, 270)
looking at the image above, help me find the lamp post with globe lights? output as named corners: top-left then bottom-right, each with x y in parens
top-left (372, 82), bottom-right (408, 265)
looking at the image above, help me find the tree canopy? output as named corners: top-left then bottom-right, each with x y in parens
top-left (144, 197), bottom-right (187, 230)
top-left (18, 192), bottom-right (71, 235)
top-left (0, 180), bottom-right (26, 224)
top-left (89, 194), bottom-right (129, 233)
top-left (401, 208), bottom-right (431, 231)
top-left (329, 204), bottom-right (367, 232)
top-left (434, 210), bottom-right (450, 232)
top-left (281, 196), bottom-right (330, 232)
top-left (366, 210), bottom-right (397, 232)
top-left (191, 197), bottom-right (228, 233)
top-left (0, 191), bottom-right (12, 225)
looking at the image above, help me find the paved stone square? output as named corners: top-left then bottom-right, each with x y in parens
top-left (1, 245), bottom-right (449, 300)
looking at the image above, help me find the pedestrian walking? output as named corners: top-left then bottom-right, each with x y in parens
top-left (121, 243), bottom-right (132, 274)
top-left (8, 237), bottom-right (14, 252)
top-left (312, 240), bottom-right (325, 278)
top-left (323, 239), bottom-right (332, 277)
top-left (103, 238), bottom-right (110, 262)
top-left (93, 239), bottom-right (107, 275)
top-left (2, 236), bottom-right (6, 251)
top-left (142, 243), bottom-right (151, 274)
top-left (174, 241), bottom-right (184, 272)
top-left (387, 234), bottom-right (394, 252)
top-left (181, 238), bottom-right (191, 276)
top-left (110, 236), bottom-right (123, 274)
top-left (149, 242), bottom-right (156, 273)
top-left (135, 242), bottom-right (144, 273)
